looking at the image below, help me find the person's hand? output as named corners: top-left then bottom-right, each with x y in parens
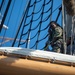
top-left (44, 43), bottom-right (48, 50)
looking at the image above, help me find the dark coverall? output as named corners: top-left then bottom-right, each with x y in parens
top-left (44, 26), bottom-right (63, 53)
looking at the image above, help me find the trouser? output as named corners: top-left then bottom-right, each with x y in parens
top-left (52, 46), bottom-right (60, 53)
top-left (52, 39), bottom-right (63, 53)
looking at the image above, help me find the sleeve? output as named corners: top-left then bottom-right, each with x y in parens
top-left (45, 29), bottom-right (53, 45)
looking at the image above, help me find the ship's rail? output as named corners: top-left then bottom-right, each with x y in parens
top-left (0, 47), bottom-right (75, 66)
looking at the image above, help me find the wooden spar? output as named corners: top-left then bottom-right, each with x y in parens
top-left (0, 55), bottom-right (75, 75)
top-left (0, 47), bottom-right (75, 75)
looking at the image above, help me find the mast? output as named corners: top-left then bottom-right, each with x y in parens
top-left (63, 0), bottom-right (75, 55)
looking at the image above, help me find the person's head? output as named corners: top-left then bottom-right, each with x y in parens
top-left (50, 21), bottom-right (60, 29)
top-left (50, 21), bottom-right (57, 29)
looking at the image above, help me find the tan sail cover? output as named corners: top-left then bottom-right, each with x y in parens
top-left (63, 0), bottom-right (75, 16)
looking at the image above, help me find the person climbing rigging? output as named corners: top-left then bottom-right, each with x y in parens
top-left (44, 21), bottom-right (63, 53)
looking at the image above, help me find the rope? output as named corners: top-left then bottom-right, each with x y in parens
top-left (12, 0), bottom-right (30, 47)
top-left (6, 0), bottom-right (62, 50)
top-left (0, 0), bottom-right (62, 50)
top-left (0, 0), bottom-right (4, 11)
top-left (0, 0), bottom-right (12, 32)
top-left (12, 0), bottom-right (22, 39)
top-left (0, 0), bottom-right (15, 46)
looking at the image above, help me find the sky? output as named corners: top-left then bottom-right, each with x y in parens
top-left (0, 0), bottom-right (62, 50)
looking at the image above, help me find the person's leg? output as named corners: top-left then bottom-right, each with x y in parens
top-left (52, 40), bottom-right (63, 53)
top-left (52, 46), bottom-right (61, 53)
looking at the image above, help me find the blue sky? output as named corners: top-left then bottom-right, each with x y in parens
top-left (0, 0), bottom-right (62, 50)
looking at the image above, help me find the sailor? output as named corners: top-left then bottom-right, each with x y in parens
top-left (44, 21), bottom-right (63, 53)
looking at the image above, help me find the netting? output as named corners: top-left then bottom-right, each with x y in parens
top-left (17, 0), bottom-right (52, 49)
top-left (0, 0), bottom-right (62, 50)
top-left (12, 0), bottom-right (62, 50)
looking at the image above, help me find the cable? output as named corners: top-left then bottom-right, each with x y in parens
top-left (0, 0), bottom-right (12, 32)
